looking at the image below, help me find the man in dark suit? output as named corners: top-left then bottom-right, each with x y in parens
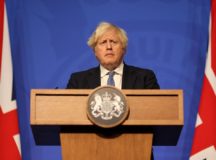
top-left (67, 22), bottom-right (159, 90)
top-left (67, 22), bottom-right (159, 160)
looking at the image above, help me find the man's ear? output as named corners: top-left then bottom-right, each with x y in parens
top-left (123, 48), bottom-right (127, 55)
top-left (93, 48), bottom-right (96, 55)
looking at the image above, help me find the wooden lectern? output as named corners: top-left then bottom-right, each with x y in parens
top-left (30, 89), bottom-right (183, 160)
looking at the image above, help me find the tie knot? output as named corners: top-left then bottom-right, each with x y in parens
top-left (107, 71), bottom-right (115, 86)
top-left (108, 71), bottom-right (115, 77)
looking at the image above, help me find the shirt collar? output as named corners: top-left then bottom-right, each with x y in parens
top-left (100, 62), bottom-right (124, 78)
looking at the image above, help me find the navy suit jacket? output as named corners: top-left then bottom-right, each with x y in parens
top-left (67, 64), bottom-right (160, 89)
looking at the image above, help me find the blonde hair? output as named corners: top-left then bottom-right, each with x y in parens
top-left (87, 22), bottom-right (128, 49)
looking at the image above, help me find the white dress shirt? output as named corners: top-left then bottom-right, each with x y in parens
top-left (100, 62), bottom-right (124, 89)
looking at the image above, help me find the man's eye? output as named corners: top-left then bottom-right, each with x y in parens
top-left (111, 40), bottom-right (118, 44)
top-left (99, 41), bottom-right (107, 45)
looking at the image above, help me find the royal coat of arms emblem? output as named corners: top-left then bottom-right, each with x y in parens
top-left (87, 86), bottom-right (129, 128)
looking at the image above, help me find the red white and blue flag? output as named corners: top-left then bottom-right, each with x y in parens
top-left (190, 0), bottom-right (216, 159)
top-left (0, 0), bottom-right (22, 159)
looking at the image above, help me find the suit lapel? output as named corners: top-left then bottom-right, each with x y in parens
top-left (87, 66), bottom-right (100, 89)
top-left (122, 64), bottom-right (137, 89)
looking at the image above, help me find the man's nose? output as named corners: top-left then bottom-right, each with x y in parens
top-left (106, 41), bottom-right (112, 49)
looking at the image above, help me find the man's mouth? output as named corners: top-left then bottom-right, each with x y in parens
top-left (105, 53), bottom-right (114, 56)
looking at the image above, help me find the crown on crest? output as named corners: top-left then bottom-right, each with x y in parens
top-left (102, 92), bottom-right (112, 101)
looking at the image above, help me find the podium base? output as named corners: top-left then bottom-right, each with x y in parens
top-left (60, 132), bottom-right (153, 160)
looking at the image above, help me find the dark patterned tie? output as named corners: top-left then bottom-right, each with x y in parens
top-left (107, 71), bottom-right (115, 86)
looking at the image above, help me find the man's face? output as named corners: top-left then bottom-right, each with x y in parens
top-left (94, 29), bottom-right (125, 70)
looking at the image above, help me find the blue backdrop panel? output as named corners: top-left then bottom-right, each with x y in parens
top-left (6, 0), bottom-right (210, 160)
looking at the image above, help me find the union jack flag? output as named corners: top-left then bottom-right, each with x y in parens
top-left (0, 0), bottom-right (22, 159)
top-left (190, 0), bottom-right (216, 159)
